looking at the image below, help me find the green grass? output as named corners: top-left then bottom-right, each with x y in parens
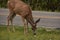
top-left (0, 25), bottom-right (60, 40)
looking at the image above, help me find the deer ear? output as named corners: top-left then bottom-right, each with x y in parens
top-left (35, 18), bottom-right (40, 24)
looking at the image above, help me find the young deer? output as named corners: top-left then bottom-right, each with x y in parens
top-left (7, 0), bottom-right (40, 35)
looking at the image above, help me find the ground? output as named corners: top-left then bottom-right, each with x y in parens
top-left (0, 25), bottom-right (60, 40)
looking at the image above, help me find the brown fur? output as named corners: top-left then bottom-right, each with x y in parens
top-left (7, 0), bottom-right (40, 35)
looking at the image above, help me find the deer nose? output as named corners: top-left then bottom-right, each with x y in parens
top-left (34, 32), bottom-right (36, 35)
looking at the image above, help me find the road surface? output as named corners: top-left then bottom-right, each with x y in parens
top-left (0, 8), bottom-right (60, 28)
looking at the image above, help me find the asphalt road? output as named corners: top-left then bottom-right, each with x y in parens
top-left (0, 8), bottom-right (60, 28)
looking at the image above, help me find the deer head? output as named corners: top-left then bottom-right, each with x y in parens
top-left (32, 18), bottom-right (40, 35)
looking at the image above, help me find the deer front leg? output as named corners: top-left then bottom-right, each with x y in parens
top-left (25, 20), bottom-right (29, 34)
top-left (22, 17), bottom-right (28, 35)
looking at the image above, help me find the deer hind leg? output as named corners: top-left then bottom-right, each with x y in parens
top-left (7, 14), bottom-right (12, 32)
top-left (10, 19), bottom-right (15, 32)
top-left (7, 12), bottom-right (16, 32)
top-left (11, 13), bottom-right (16, 32)
top-left (7, 16), bottom-right (10, 32)
top-left (22, 17), bottom-right (28, 35)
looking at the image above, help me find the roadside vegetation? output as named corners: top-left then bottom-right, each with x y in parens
top-left (0, 25), bottom-right (60, 40)
top-left (0, 0), bottom-right (60, 12)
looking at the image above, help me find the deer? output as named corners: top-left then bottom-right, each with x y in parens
top-left (7, 0), bottom-right (40, 36)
